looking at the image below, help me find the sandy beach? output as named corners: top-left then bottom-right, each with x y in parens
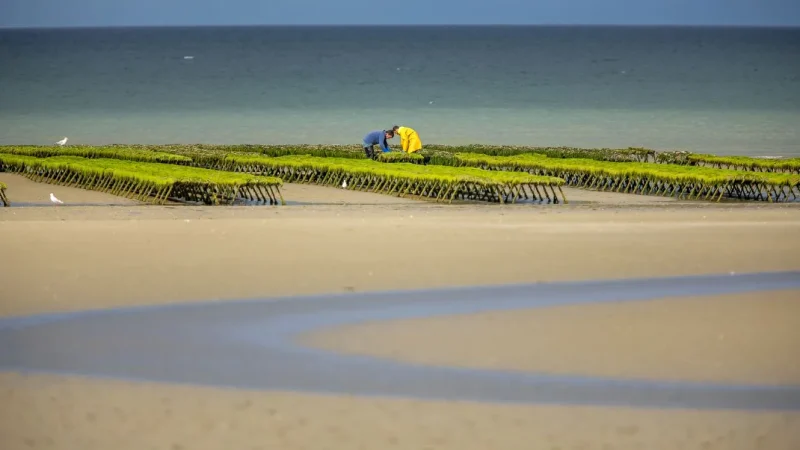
top-left (1, 172), bottom-right (800, 449)
top-left (2, 372), bottom-right (799, 450)
top-left (305, 290), bottom-right (800, 386)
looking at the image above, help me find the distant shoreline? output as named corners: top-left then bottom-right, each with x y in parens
top-left (3, 24), bottom-right (800, 31)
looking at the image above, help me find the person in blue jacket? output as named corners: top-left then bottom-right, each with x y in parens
top-left (362, 129), bottom-right (394, 159)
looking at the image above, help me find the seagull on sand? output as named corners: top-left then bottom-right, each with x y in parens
top-left (50, 193), bottom-right (64, 204)
top-left (56, 137), bottom-right (68, 146)
top-left (342, 179), bottom-right (347, 189)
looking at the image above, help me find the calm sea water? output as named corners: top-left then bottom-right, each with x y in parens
top-left (1, 26), bottom-right (799, 156)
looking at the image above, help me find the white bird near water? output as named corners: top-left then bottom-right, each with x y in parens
top-left (56, 137), bottom-right (68, 146)
top-left (342, 179), bottom-right (347, 189)
top-left (50, 193), bottom-right (64, 204)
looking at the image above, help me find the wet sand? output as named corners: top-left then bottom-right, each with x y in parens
top-left (304, 290), bottom-right (800, 386)
top-left (0, 173), bottom-right (140, 206)
top-left (1, 175), bottom-right (800, 449)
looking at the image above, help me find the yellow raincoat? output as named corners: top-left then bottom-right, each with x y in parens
top-left (395, 126), bottom-right (423, 153)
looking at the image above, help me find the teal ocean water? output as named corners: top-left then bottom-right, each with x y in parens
top-left (1, 26), bottom-right (798, 156)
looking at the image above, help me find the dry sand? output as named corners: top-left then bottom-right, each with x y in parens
top-left (1, 202), bottom-right (798, 317)
top-left (304, 290), bottom-right (800, 386)
top-left (2, 372), bottom-right (799, 450)
top-left (2, 175), bottom-right (800, 449)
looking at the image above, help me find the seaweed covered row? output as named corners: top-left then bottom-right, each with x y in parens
top-left (449, 153), bottom-right (800, 202)
top-left (224, 154), bottom-right (568, 204)
top-left (0, 144), bottom-right (657, 163)
top-left (0, 155), bottom-right (284, 205)
top-left (674, 154), bottom-right (800, 174)
top-left (4, 145), bottom-right (797, 175)
top-left (0, 145), bottom-right (194, 164)
top-left (0, 181), bottom-right (8, 206)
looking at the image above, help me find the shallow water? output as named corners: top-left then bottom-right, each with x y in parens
top-left (2, 272), bottom-right (799, 410)
top-left (1, 26), bottom-right (799, 156)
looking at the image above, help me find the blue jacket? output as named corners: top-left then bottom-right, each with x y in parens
top-left (363, 130), bottom-right (391, 152)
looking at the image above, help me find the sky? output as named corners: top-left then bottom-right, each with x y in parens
top-left (1, 0), bottom-right (798, 28)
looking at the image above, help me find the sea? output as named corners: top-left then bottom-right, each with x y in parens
top-left (1, 25), bottom-right (799, 156)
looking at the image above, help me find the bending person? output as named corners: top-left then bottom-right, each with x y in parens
top-left (392, 125), bottom-right (423, 153)
top-left (362, 129), bottom-right (394, 158)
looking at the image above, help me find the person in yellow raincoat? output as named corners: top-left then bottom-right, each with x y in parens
top-left (391, 125), bottom-right (423, 153)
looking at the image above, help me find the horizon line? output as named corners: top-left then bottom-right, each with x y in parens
top-left (2, 23), bottom-right (799, 31)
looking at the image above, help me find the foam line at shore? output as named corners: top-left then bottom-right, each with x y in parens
top-left (1, 271), bottom-right (799, 411)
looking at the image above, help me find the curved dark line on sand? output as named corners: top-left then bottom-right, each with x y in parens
top-left (1, 271), bottom-right (799, 411)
